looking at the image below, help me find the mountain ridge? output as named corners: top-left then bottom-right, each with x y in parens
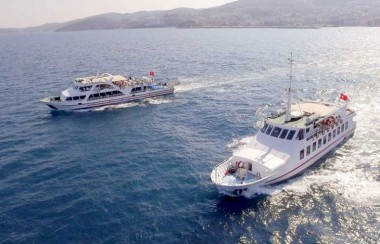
top-left (2, 0), bottom-right (380, 33)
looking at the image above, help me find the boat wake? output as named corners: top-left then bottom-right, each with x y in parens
top-left (175, 74), bottom-right (257, 94)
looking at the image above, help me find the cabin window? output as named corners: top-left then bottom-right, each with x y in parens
top-left (333, 129), bottom-right (336, 138)
top-left (312, 142), bottom-right (316, 152)
top-left (279, 129), bottom-right (289, 139)
top-left (100, 93), bottom-right (106, 97)
top-left (100, 84), bottom-right (112, 90)
top-left (323, 136), bottom-right (327, 145)
top-left (94, 94), bottom-right (99, 98)
top-left (300, 149), bottom-right (305, 160)
top-left (306, 127), bottom-right (310, 133)
top-left (79, 86), bottom-right (91, 92)
top-left (271, 127), bottom-right (282, 138)
top-left (80, 95), bottom-right (86, 99)
top-left (337, 127), bottom-right (340, 135)
top-left (73, 96), bottom-right (79, 100)
top-left (136, 87), bottom-right (142, 91)
top-left (66, 97), bottom-right (72, 101)
top-left (286, 130), bottom-right (296, 140)
top-left (260, 124), bottom-right (269, 133)
top-left (265, 125), bottom-right (274, 135)
top-left (341, 125), bottom-right (344, 132)
top-left (297, 129), bottom-right (305, 140)
top-left (328, 133), bottom-right (331, 141)
top-left (318, 139), bottom-right (322, 148)
top-left (345, 122), bottom-right (348, 130)
top-left (306, 146), bottom-right (311, 156)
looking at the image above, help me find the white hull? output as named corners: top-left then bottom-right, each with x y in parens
top-left (42, 87), bottom-right (174, 111)
top-left (211, 101), bottom-right (356, 197)
top-left (41, 73), bottom-right (179, 112)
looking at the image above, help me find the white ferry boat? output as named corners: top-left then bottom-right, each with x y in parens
top-left (40, 73), bottom-right (179, 111)
top-left (211, 54), bottom-right (356, 196)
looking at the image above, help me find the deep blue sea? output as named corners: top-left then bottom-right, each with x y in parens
top-left (1, 28), bottom-right (380, 243)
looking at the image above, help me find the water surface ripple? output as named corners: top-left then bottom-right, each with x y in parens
top-left (0, 28), bottom-right (379, 243)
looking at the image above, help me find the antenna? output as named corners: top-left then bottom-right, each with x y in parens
top-left (285, 52), bottom-right (294, 122)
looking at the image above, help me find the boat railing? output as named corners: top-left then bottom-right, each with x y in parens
top-left (212, 159), bottom-right (230, 184)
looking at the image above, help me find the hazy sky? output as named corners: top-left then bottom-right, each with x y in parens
top-left (0, 0), bottom-right (236, 28)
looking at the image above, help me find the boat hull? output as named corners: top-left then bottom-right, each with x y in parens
top-left (41, 88), bottom-right (174, 111)
top-left (212, 126), bottom-right (355, 197)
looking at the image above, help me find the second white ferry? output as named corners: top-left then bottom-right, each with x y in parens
top-left (211, 54), bottom-right (356, 196)
top-left (40, 72), bottom-right (179, 111)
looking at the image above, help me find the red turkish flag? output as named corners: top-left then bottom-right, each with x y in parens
top-left (149, 71), bottom-right (155, 77)
top-left (340, 93), bottom-right (348, 101)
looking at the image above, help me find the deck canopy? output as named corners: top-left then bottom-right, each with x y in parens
top-left (267, 101), bottom-right (341, 128)
top-left (75, 74), bottom-right (127, 85)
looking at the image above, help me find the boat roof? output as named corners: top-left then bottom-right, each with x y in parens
top-left (75, 74), bottom-right (127, 85)
top-left (267, 101), bottom-right (342, 128)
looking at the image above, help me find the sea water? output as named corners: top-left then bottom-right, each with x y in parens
top-left (0, 28), bottom-right (379, 243)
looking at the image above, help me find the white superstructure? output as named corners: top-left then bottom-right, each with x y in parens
top-left (211, 54), bottom-right (356, 196)
top-left (40, 73), bottom-right (179, 111)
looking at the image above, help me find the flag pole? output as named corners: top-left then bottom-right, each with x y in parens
top-left (285, 52), bottom-right (293, 123)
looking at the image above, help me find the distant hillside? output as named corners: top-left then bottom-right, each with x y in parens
top-left (2, 0), bottom-right (380, 33)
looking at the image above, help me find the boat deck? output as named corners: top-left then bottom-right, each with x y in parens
top-left (267, 101), bottom-right (341, 128)
top-left (222, 170), bottom-right (258, 185)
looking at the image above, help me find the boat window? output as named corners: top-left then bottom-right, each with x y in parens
top-left (279, 129), bottom-right (289, 139)
top-left (100, 84), bottom-right (112, 90)
top-left (297, 129), bottom-right (305, 140)
top-left (94, 94), bottom-right (99, 98)
top-left (312, 142), bottom-right (316, 152)
top-left (260, 124), bottom-right (268, 133)
top-left (323, 136), bottom-right (327, 145)
top-left (328, 133), bottom-right (331, 141)
top-left (73, 96), bottom-right (79, 100)
top-left (306, 127), bottom-right (310, 133)
top-left (286, 130), bottom-right (296, 140)
top-left (66, 97), bottom-right (72, 101)
top-left (306, 146), bottom-right (311, 156)
top-left (318, 139), bottom-right (322, 148)
top-left (100, 93), bottom-right (106, 97)
top-left (337, 127), bottom-right (340, 135)
top-left (265, 125), bottom-right (274, 135)
top-left (270, 127), bottom-right (282, 138)
top-left (300, 149), bottom-right (305, 160)
top-left (80, 95), bottom-right (86, 99)
top-left (341, 125), bottom-right (344, 132)
top-left (345, 122), bottom-right (348, 130)
top-left (333, 129), bottom-right (336, 138)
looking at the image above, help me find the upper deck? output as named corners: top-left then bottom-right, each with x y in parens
top-left (75, 73), bottom-right (127, 85)
top-left (267, 101), bottom-right (342, 128)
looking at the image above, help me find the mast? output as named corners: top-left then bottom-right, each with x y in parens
top-left (285, 52), bottom-right (294, 122)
